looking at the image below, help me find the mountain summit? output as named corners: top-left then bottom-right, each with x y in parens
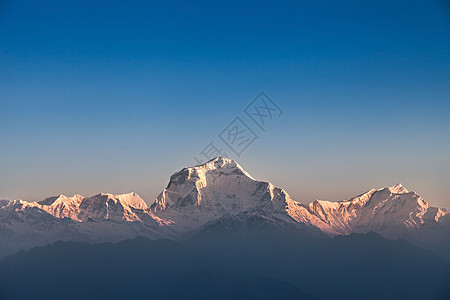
top-left (0, 157), bottom-right (448, 258)
top-left (151, 156), bottom-right (308, 233)
top-left (306, 183), bottom-right (447, 237)
top-left (388, 183), bottom-right (409, 194)
top-left (152, 157), bottom-right (256, 211)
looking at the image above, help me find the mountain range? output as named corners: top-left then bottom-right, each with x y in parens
top-left (1, 156), bottom-right (449, 259)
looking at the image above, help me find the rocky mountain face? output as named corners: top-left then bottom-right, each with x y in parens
top-left (0, 157), bottom-right (448, 258)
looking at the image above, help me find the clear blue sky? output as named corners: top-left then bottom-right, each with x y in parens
top-left (1, 0), bottom-right (449, 207)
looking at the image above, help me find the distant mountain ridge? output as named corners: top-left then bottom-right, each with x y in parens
top-left (1, 232), bottom-right (449, 300)
top-left (1, 157), bottom-right (448, 258)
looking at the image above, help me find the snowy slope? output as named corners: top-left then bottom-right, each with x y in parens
top-left (39, 194), bottom-right (85, 220)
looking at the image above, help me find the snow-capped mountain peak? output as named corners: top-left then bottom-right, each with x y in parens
top-left (5, 192), bottom-right (149, 222)
top-left (386, 183), bottom-right (409, 194)
top-left (39, 194), bottom-right (84, 206)
top-left (100, 192), bottom-right (147, 210)
top-left (152, 157), bottom-right (258, 211)
top-left (37, 194), bottom-right (84, 220)
top-left (150, 156), bottom-right (298, 232)
top-left (302, 183), bottom-right (448, 238)
top-left (193, 156), bottom-right (255, 179)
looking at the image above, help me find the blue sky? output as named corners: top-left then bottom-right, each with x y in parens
top-left (1, 0), bottom-right (449, 207)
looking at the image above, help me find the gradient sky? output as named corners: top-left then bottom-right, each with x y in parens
top-left (1, 0), bottom-right (449, 207)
